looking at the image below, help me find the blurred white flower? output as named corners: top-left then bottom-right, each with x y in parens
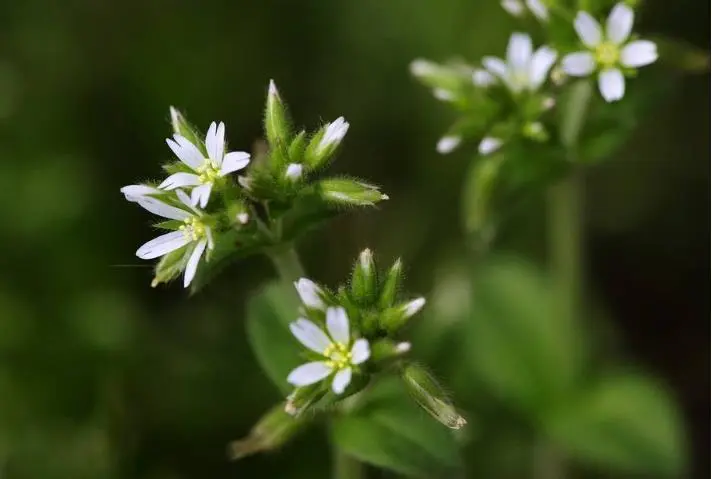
top-left (561, 3), bottom-right (658, 102)
top-left (285, 163), bottom-right (303, 181)
top-left (294, 278), bottom-right (326, 310)
top-left (160, 122), bottom-right (251, 207)
top-left (482, 33), bottom-right (558, 94)
top-left (287, 307), bottom-right (370, 395)
top-left (134, 190), bottom-right (214, 288)
top-left (317, 117), bottom-right (350, 155)
top-left (436, 135), bottom-right (461, 154)
top-left (472, 68), bottom-right (497, 87)
top-left (121, 184), bottom-right (162, 202)
top-left (501, 0), bottom-right (548, 21)
top-left (478, 136), bottom-right (504, 155)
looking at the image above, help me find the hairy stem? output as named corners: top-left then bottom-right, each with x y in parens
top-left (268, 245), bottom-right (364, 479)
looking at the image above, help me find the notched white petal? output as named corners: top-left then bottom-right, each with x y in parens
top-left (220, 151), bottom-right (250, 176)
top-left (289, 318), bottom-right (332, 353)
top-left (574, 11), bottom-right (602, 48)
top-left (183, 239), bottom-right (207, 287)
top-left (331, 367), bottom-right (352, 394)
top-left (598, 68), bottom-right (625, 102)
top-left (136, 231), bottom-right (190, 260)
top-left (137, 197), bottom-right (190, 220)
top-left (158, 172), bottom-right (201, 190)
top-left (350, 339), bottom-right (370, 365)
top-left (620, 40), bottom-right (658, 68)
top-left (606, 3), bottom-right (634, 45)
top-left (287, 361), bottom-right (333, 387)
top-left (326, 307), bottom-right (350, 345)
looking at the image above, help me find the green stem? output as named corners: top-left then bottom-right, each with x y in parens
top-left (267, 245), bottom-right (364, 479)
top-left (333, 448), bottom-right (364, 479)
top-left (539, 81), bottom-right (592, 479)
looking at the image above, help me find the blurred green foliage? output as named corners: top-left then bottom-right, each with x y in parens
top-left (0, 0), bottom-right (708, 477)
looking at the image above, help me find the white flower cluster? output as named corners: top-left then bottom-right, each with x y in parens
top-left (430, 2), bottom-right (658, 156)
top-left (121, 120), bottom-right (251, 287)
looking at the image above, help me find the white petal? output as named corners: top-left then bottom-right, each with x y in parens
top-left (190, 183), bottom-right (213, 208)
top-left (136, 231), bottom-right (190, 259)
top-left (317, 117), bottom-right (349, 153)
top-left (598, 68), bottom-right (625, 102)
top-left (350, 339), bottom-right (370, 365)
top-left (501, 0), bottom-right (524, 16)
top-left (395, 342), bottom-right (411, 354)
top-left (561, 52), bottom-right (596, 76)
top-left (287, 361), bottom-right (333, 387)
top-left (136, 197), bottom-right (190, 220)
top-left (294, 278), bottom-right (325, 310)
top-left (121, 184), bottom-right (161, 202)
top-left (478, 137), bottom-right (504, 155)
top-left (285, 163), bottom-right (303, 181)
top-left (326, 307), bottom-right (350, 345)
top-left (472, 68), bottom-right (496, 87)
top-left (204, 122), bottom-right (217, 163)
top-left (525, 0), bottom-right (548, 21)
top-left (606, 3), bottom-right (634, 44)
top-left (620, 40), bottom-right (658, 68)
top-left (166, 135), bottom-right (204, 170)
top-left (506, 33), bottom-right (533, 70)
top-left (158, 172), bottom-right (200, 190)
top-left (289, 318), bottom-right (332, 353)
top-left (436, 136), bottom-right (461, 154)
top-left (482, 56), bottom-right (508, 79)
top-left (331, 367), bottom-right (352, 394)
top-left (402, 297), bottom-right (426, 318)
top-left (212, 122), bottom-right (226, 164)
top-left (219, 151), bottom-right (250, 176)
top-left (574, 11), bottom-right (602, 48)
top-left (183, 239), bottom-right (207, 288)
top-left (529, 46), bottom-right (558, 89)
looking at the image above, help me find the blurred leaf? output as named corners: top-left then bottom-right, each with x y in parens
top-left (245, 282), bottom-right (302, 394)
top-left (331, 377), bottom-right (462, 477)
top-left (651, 35), bottom-right (710, 73)
top-left (465, 256), bottom-right (585, 415)
top-left (546, 373), bottom-right (686, 477)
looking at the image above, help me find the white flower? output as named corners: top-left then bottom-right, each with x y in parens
top-left (501, 0), bottom-right (548, 21)
top-left (436, 135), bottom-right (461, 154)
top-left (561, 3), bottom-right (658, 102)
top-left (287, 307), bottom-right (370, 395)
top-left (317, 117), bottom-right (350, 155)
top-left (285, 163), bottom-right (303, 181)
top-left (294, 278), bottom-right (326, 310)
top-left (482, 33), bottom-right (558, 94)
top-left (479, 136), bottom-right (504, 155)
top-left (160, 122), bottom-right (251, 208)
top-left (134, 190), bottom-right (214, 288)
top-left (121, 184), bottom-right (162, 202)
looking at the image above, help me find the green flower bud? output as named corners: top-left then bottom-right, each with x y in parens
top-left (378, 258), bottom-right (403, 309)
top-left (228, 403), bottom-right (308, 460)
top-left (226, 200), bottom-right (250, 226)
top-left (169, 106), bottom-right (203, 151)
top-left (379, 297), bottom-right (426, 334)
top-left (401, 363), bottom-right (466, 430)
top-left (288, 130), bottom-right (308, 163)
top-left (264, 80), bottom-right (291, 148)
top-left (370, 338), bottom-right (412, 363)
top-left (522, 121), bottom-right (549, 142)
top-left (284, 383), bottom-right (327, 417)
top-left (151, 247), bottom-right (189, 287)
top-left (319, 178), bottom-right (388, 206)
top-left (304, 117), bottom-right (350, 169)
top-left (350, 248), bottom-right (377, 305)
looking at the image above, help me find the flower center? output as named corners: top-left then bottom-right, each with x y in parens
top-left (323, 342), bottom-right (352, 370)
top-left (508, 69), bottom-right (530, 92)
top-left (179, 217), bottom-right (206, 241)
top-left (197, 161), bottom-right (220, 184)
top-left (595, 42), bottom-right (620, 68)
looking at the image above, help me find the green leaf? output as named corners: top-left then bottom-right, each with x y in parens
top-left (545, 373), bottom-right (686, 477)
top-left (245, 282), bottom-right (302, 393)
top-left (331, 378), bottom-right (462, 477)
top-left (465, 256), bottom-right (585, 415)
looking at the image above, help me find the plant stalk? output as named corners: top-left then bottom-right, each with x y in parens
top-left (268, 245), bottom-right (364, 479)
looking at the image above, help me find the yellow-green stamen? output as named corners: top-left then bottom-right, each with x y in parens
top-left (179, 217), bottom-right (206, 241)
top-left (197, 161), bottom-right (220, 184)
top-left (323, 342), bottom-right (352, 370)
top-left (594, 42), bottom-right (620, 68)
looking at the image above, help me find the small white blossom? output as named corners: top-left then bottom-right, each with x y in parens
top-left (561, 3), bottom-right (658, 102)
top-left (133, 190), bottom-right (214, 288)
top-left (482, 33), bottom-right (557, 94)
top-left (501, 0), bottom-right (548, 21)
top-left (436, 135), bottom-right (461, 154)
top-left (294, 278), bottom-right (326, 310)
top-left (160, 122), bottom-right (251, 207)
top-left (409, 59), bottom-right (437, 78)
top-left (402, 297), bottom-right (426, 318)
top-left (285, 163), bottom-right (303, 181)
top-left (317, 117), bottom-right (350, 155)
top-left (479, 137), bottom-right (504, 155)
top-left (395, 342), bottom-right (412, 354)
top-left (287, 307), bottom-right (370, 395)
top-left (237, 212), bottom-right (250, 224)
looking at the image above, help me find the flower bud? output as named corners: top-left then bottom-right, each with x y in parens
top-left (228, 403), bottom-right (307, 460)
top-left (350, 249), bottom-right (377, 305)
top-left (151, 247), bottom-right (188, 287)
top-left (436, 135), bottom-right (461, 154)
top-left (264, 80), bottom-right (291, 148)
top-left (370, 338), bottom-right (412, 363)
top-left (305, 117), bottom-right (350, 168)
top-left (293, 278), bottom-right (326, 310)
top-left (379, 297), bottom-right (426, 334)
top-left (285, 163), bottom-right (304, 181)
top-left (227, 200), bottom-right (250, 226)
top-left (169, 106), bottom-right (203, 149)
top-left (378, 258), bottom-right (403, 309)
top-left (319, 178), bottom-right (388, 206)
top-left (402, 363), bottom-right (466, 430)
top-left (522, 122), bottom-right (548, 142)
top-left (478, 136), bottom-right (503, 155)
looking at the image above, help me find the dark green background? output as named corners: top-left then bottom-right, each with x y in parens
top-left (0, 0), bottom-right (708, 477)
